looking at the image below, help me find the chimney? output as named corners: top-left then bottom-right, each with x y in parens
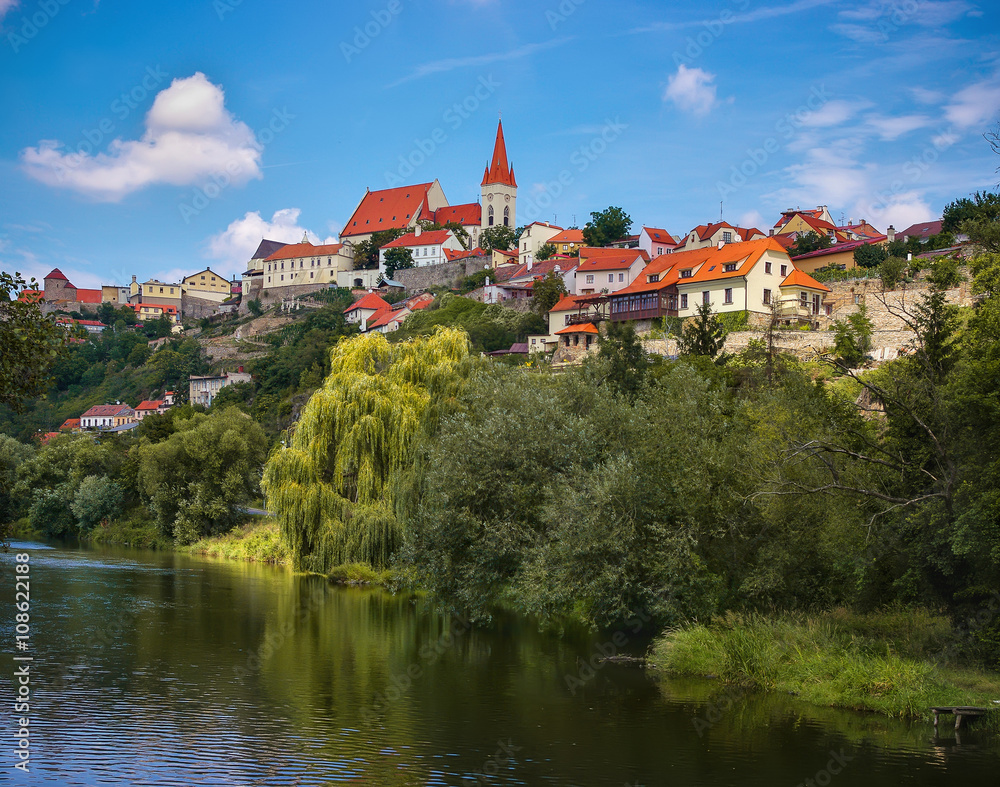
top-left (415, 224), bottom-right (422, 237)
top-left (769, 228), bottom-right (775, 236)
top-left (132, 275), bottom-right (137, 283)
top-left (848, 218), bottom-right (854, 227)
top-left (887, 225), bottom-right (896, 242)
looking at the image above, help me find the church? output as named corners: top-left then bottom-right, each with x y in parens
top-left (339, 119), bottom-right (518, 252)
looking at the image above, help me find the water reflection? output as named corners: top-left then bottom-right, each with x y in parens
top-left (1, 540), bottom-right (996, 786)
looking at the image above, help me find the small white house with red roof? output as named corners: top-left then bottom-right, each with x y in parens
top-left (80, 404), bottom-right (135, 430)
top-left (344, 292), bottom-right (392, 332)
top-left (574, 248), bottom-right (649, 295)
top-left (378, 227), bottom-right (464, 269)
top-left (639, 227), bottom-right (681, 258)
top-left (133, 400), bottom-right (169, 421)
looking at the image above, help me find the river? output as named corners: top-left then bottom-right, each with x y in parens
top-left (1, 539), bottom-right (997, 786)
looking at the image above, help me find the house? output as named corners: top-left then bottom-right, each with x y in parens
top-left (670, 237), bottom-right (830, 322)
top-left (80, 404), bottom-right (134, 430)
top-left (241, 238), bottom-right (289, 295)
top-left (379, 227), bottom-right (464, 268)
top-left (537, 293), bottom-right (609, 351)
top-left (367, 307), bottom-right (411, 334)
top-left (608, 253), bottom-right (684, 323)
top-left (777, 268), bottom-right (833, 322)
top-left (55, 318), bottom-right (107, 335)
top-left (518, 221), bottom-right (563, 267)
top-left (504, 256), bottom-right (579, 292)
top-left (547, 228), bottom-right (586, 257)
top-left (127, 302), bottom-right (181, 330)
top-left (895, 219), bottom-right (946, 243)
top-left (574, 248), bottom-right (648, 295)
top-left (32, 268), bottom-right (103, 314)
top-left (182, 268), bottom-right (233, 303)
top-left (678, 222), bottom-right (766, 251)
top-left (491, 248), bottom-right (520, 269)
top-left (133, 400), bottom-right (168, 421)
top-left (139, 279), bottom-right (183, 308)
top-left (771, 211), bottom-right (849, 244)
top-left (344, 292), bottom-right (392, 332)
top-left (189, 370), bottom-right (252, 407)
top-left (639, 227), bottom-right (680, 258)
top-left (261, 238), bottom-right (353, 292)
top-left (772, 206), bottom-right (835, 231)
top-left (101, 284), bottom-right (129, 304)
top-left (59, 418), bottom-right (81, 432)
top-left (790, 236), bottom-right (887, 274)
top-left (554, 322), bottom-right (599, 351)
top-left (836, 219), bottom-right (883, 241)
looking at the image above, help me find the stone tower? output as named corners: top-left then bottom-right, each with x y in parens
top-left (480, 120), bottom-right (517, 229)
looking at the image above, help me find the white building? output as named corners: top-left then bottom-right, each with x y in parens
top-left (378, 227), bottom-right (464, 269)
top-left (189, 370), bottom-right (252, 407)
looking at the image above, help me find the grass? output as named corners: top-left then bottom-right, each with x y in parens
top-left (185, 520), bottom-right (290, 565)
top-left (648, 609), bottom-right (1000, 723)
top-left (326, 562), bottom-right (397, 586)
top-left (87, 515), bottom-right (172, 550)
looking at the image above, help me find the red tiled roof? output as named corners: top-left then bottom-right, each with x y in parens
top-left (555, 322), bottom-right (599, 335)
top-left (57, 318), bottom-right (106, 327)
top-left (548, 228), bottom-right (585, 244)
top-left (345, 292), bottom-right (391, 313)
top-left (433, 203), bottom-right (482, 226)
top-left (781, 268), bottom-right (832, 292)
top-left (672, 237), bottom-right (786, 285)
top-left (577, 247), bottom-right (646, 272)
top-left (264, 242), bottom-right (343, 261)
top-left (45, 268), bottom-right (69, 281)
top-left (687, 222), bottom-right (764, 243)
top-left (342, 183), bottom-right (435, 237)
top-left (612, 256), bottom-right (683, 296)
top-left (506, 258), bottom-right (577, 282)
top-left (790, 236), bottom-right (886, 261)
top-left (481, 120), bottom-right (516, 187)
top-left (367, 308), bottom-right (408, 330)
top-left (74, 288), bottom-right (102, 304)
top-left (60, 418), bottom-right (80, 430)
top-left (382, 230), bottom-right (453, 249)
top-left (18, 290), bottom-right (43, 302)
top-left (128, 303), bottom-right (178, 315)
top-left (896, 220), bottom-right (942, 238)
top-left (81, 404), bottom-right (132, 418)
top-left (135, 400), bottom-right (164, 411)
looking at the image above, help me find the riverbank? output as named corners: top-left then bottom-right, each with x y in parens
top-left (648, 609), bottom-right (1000, 727)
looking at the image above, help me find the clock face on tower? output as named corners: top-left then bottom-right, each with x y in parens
top-left (487, 194), bottom-right (492, 201)
top-left (505, 195), bottom-right (510, 202)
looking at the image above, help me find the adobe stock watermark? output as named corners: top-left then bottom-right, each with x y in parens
top-left (564, 607), bottom-right (650, 695)
top-left (470, 739), bottom-right (522, 784)
top-left (52, 66), bottom-right (170, 183)
top-left (5, 0), bottom-right (73, 53)
top-left (793, 749), bottom-right (855, 787)
top-left (672, 0), bottom-right (751, 68)
top-left (341, 0), bottom-right (403, 63)
top-left (868, 0), bottom-right (922, 44)
top-left (547, 0), bottom-right (585, 31)
top-left (178, 107), bottom-right (295, 223)
top-left (520, 117), bottom-right (628, 223)
top-left (383, 75), bottom-right (500, 187)
top-left (716, 84), bottom-right (831, 199)
top-left (213, 0), bottom-right (244, 21)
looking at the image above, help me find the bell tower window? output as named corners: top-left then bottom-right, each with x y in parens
top-left (488, 205), bottom-right (495, 226)
top-left (503, 206), bottom-right (509, 227)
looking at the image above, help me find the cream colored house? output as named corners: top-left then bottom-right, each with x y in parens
top-left (182, 268), bottom-right (232, 303)
top-left (139, 279), bottom-right (182, 308)
top-left (548, 228), bottom-right (585, 257)
top-left (518, 221), bottom-right (563, 267)
top-left (678, 222), bottom-right (766, 251)
top-left (262, 240), bottom-right (355, 292)
top-left (574, 248), bottom-right (648, 295)
top-left (189, 371), bottom-right (252, 407)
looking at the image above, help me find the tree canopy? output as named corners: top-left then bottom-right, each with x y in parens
top-left (582, 206), bottom-right (633, 247)
top-left (0, 272), bottom-right (66, 411)
top-left (479, 225), bottom-right (519, 253)
top-left (789, 231), bottom-right (832, 257)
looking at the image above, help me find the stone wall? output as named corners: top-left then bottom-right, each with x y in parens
top-left (182, 293), bottom-right (229, 319)
top-left (393, 257), bottom-right (490, 292)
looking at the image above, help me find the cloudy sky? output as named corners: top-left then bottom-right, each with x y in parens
top-left (1, 0), bottom-right (997, 288)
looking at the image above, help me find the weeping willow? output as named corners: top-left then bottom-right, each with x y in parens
top-left (262, 328), bottom-right (472, 571)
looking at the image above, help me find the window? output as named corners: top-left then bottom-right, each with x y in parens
top-left (800, 291), bottom-right (808, 308)
top-left (562, 244), bottom-right (568, 251)
top-left (722, 231), bottom-right (733, 243)
top-left (763, 288), bottom-right (771, 305)
top-left (608, 274), bottom-right (614, 283)
top-left (648, 274), bottom-right (659, 283)
top-left (724, 288), bottom-right (733, 304)
top-left (619, 273), bottom-right (624, 282)
top-left (488, 205), bottom-right (494, 226)
top-left (765, 261), bottom-right (772, 274)
top-left (703, 291), bottom-right (710, 305)
top-left (504, 206), bottom-right (510, 227)
top-left (780, 264), bottom-right (788, 277)
top-left (586, 274), bottom-right (594, 284)
top-left (657, 246), bottom-right (663, 255)
top-left (724, 263), bottom-right (737, 272)
top-left (680, 293), bottom-right (688, 309)
top-left (159, 287), bottom-right (163, 293)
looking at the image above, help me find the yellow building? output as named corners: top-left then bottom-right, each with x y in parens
top-left (140, 279), bottom-right (182, 308)
top-left (182, 267), bottom-right (232, 303)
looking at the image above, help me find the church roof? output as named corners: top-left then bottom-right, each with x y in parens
top-left (342, 183), bottom-right (435, 238)
top-left (481, 120), bottom-right (516, 188)
top-left (433, 203), bottom-right (482, 226)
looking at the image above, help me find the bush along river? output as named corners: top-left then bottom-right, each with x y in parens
top-left (2, 539), bottom-right (998, 786)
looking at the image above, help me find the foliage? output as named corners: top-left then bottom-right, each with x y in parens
top-left (139, 407), bottom-right (269, 543)
top-left (582, 206), bottom-right (633, 247)
top-left (596, 321), bottom-right (647, 400)
top-left (810, 266), bottom-right (880, 284)
top-left (879, 257), bottom-right (907, 290)
top-left (0, 435), bottom-right (33, 526)
top-left (458, 269), bottom-right (491, 294)
top-left (854, 242), bottom-right (888, 269)
top-left (352, 227), bottom-right (408, 270)
top-left (417, 219), bottom-right (470, 250)
top-left (0, 271), bottom-right (66, 411)
top-left (71, 474), bottom-right (123, 530)
top-left (832, 304), bottom-right (873, 367)
top-left (789, 231), bottom-right (832, 257)
top-left (479, 225), bottom-right (518, 253)
top-left (531, 270), bottom-right (568, 315)
top-left (262, 330), bottom-right (472, 571)
top-left (968, 252), bottom-right (1000, 297)
top-left (394, 294), bottom-right (541, 352)
top-left (535, 242), bottom-right (557, 261)
top-left (716, 310), bottom-right (750, 333)
top-left (247, 299), bottom-right (263, 317)
top-left (942, 191), bottom-right (1000, 234)
top-left (186, 520), bottom-right (289, 565)
top-left (678, 302), bottom-right (727, 359)
top-left (383, 247), bottom-right (414, 279)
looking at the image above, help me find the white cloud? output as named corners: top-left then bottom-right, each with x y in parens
top-left (873, 194), bottom-right (937, 231)
top-left (798, 100), bottom-right (869, 128)
top-left (634, 0), bottom-right (837, 33)
top-left (832, 0), bottom-right (975, 40)
top-left (205, 208), bottom-right (337, 277)
top-left (866, 113), bottom-right (933, 140)
top-left (909, 86), bottom-right (945, 104)
top-left (0, 0), bottom-right (19, 20)
top-left (387, 39), bottom-right (571, 87)
top-left (738, 209), bottom-right (765, 230)
top-left (664, 65), bottom-right (718, 117)
top-left (945, 78), bottom-right (1000, 130)
top-left (20, 73), bottom-right (262, 202)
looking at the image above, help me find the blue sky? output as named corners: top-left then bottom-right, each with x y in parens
top-left (1, 0), bottom-right (998, 289)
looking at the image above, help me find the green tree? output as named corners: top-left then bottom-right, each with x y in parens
top-left (71, 475), bottom-right (123, 531)
top-left (531, 270), bottom-right (568, 315)
top-left (942, 191), bottom-right (1000, 233)
top-left (854, 242), bottom-right (888, 269)
top-left (832, 304), bottom-right (873, 367)
top-left (353, 227), bottom-right (409, 270)
top-left (0, 271), bottom-right (66, 411)
top-left (597, 320), bottom-right (647, 400)
top-left (879, 257), bottom-right (907, 289)
top-left (0, 435), bottom-right (32, 528)
top-left (678, 302), bottom-right (727, 359)
top-left (582, 206), bottom-right (633, 247)
top-left (480, 225), bottom-right (518, 253)
top-left (789, 231), bottom-right (833, 257)
top-left (383, 247), bottom-right (415, 279)
top-left (139, 407), bottom-right (269, 543)
top-left (247, 299), bottom-right (263, 316)
top-left (535, 242), bottom-right (557, 261)
top-left (127, 343), bottom-right (152, 367)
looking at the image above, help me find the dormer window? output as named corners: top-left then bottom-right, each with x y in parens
top-left (680, 269), bottom-right (693, 278)
top-left (648, 274), bottom-right (659, 283)
top-left (724, 263), bottom-right (737, 272)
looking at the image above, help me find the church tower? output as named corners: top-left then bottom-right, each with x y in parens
top-left (480, 120), bottom-right (517, 230)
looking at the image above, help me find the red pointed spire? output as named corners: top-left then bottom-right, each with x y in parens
top-left (482, 120), bottom-right (516, 187)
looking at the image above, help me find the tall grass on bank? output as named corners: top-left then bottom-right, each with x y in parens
top-left (87, 514), bottom-right (172, 550)
top-left (186, 520), bottom-right (290, 565)
top-left (649, 609), bottom-right (1000, 720)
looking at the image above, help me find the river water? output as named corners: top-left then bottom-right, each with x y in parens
top-left (1, 539), bottom-right (997, 786)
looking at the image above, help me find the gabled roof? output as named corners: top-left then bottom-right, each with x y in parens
top-left (251, 239), bottom-right (288, 260)
top-left (642, 227), bottom-right (679, 245)
top-left (505, 258), bottom-right (578, 282)
top-left (790, 236), bottom-right (887, 261)
top-left (555, 322), bottom-right (599, 335)
top-left (135, 400), bottom-right (165, 411)
top-left (778, 213), bottom-right (849, 242)
top-left (382, 230), bottom-right (453, 249)
top-left (45, 268), bottom-right (70, 281)
top-left (367, 308), bottom-right (409, 330)
top-left (342, 183), bottom-right (435, 237)
top-left (345, 292), bottom-right (391, 314)
top-left (60, 418), bottom-right (80, 430)
top-left (433, 203), bottom-right (482, 226)
top-left (896, 219), bottom-right (943, 239)
top-left (611, 256), bottom-right (684, 296)
top-left (780, 268), bottom-right (832, 292)
top-left (577, 247), bottom-right (647, 272)
top-left (774, 208), bottom-right (825, 228)
top-left (264, 242), bottom-right (343, 261)
top-left (686, 222), bottom-right (764, 243)
top-left (671, 237), bottom-right (787, 285)
top-left (81, 404), bottom-right (132, 418)
top-left (548, 228), bottom-right (585, 244)
top-left (481, 120), bottom-right (517, 187)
